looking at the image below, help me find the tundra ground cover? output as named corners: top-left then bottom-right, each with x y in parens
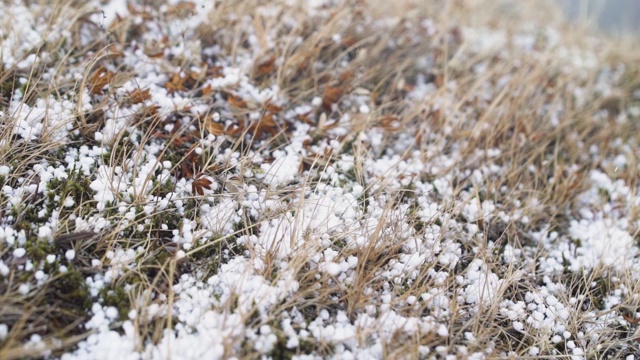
top-left (1, 0), bottom-right (640, 359)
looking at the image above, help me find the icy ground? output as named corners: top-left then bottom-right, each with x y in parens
top-left (1, 0), bottom-right (640, 359)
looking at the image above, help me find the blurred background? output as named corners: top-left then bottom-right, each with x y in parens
top-left (559, 0), bottom-right (640, 35)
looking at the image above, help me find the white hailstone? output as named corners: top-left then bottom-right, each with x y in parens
top-left (105, 307), bottom-right (119, 320)
top-left (513, 321), bottom-right (524, 332)
top-left (65, 249), bottom-right (76, 261)
top-left (128, 309), bottom-right (138, 320)
top-left (18, 283), bottom-right (30, 295)
top-left (13, 248), bottom-right (27, 258)
top-left (34, 270), bottom-right (45, 280)
top-left (0, 324), bottom-right (8, 340)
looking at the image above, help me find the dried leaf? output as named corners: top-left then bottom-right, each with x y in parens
top-left (255, 56), bottom-right (277, 77)
top-left (204, 118), bottom-right (225, 136)
top-left (207, 66), bottom-right (224, 78)
top-left (202, 84), bottom-right (214, 96)
top-left (260, 112), bottom-right (277, 128)
top-left (339, 70), bottom-right (354, 83)
top-left (623, 313), bottom-right (640, 324)
top-left (192, 175), bottom-right (213, 196)
top-left (89, 66), bottom-right (114, 94)
top-left (165, 72), bottom-right (187, 94)
top-left (130, 88), bottom-right (151, 104)
top-left (226, 123), bottom-right (246, 137)
top-left (264, 101), bottom-right (282, 113)
top-left (378, 115), bottom-right (400, 130)
top-left (248, 112), bottom-right (279, 139)
top-left (296, 111), bottom-right (314, 125)
top-left (228, 94), bottom-right (248, 109)
top-left (322, 86), bottom-right (344, 111)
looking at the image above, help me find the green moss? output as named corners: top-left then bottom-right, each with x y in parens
top-left (100, 285), bottom-right (131, 321)
top-left (561, 269), bottom-right (614, 311)
top-left (187, 235), bottom-right (235, 277)
top-left (12, 203), bottom-right (42, 234)
top-left (267, 325), bottom-right (318, 360)
top-left (26, 238), bottom-right (55, 263)
top-left (46, 266), bottom-right (93, 326)
top-left (152, 177), bottom-right (176, 198)
top-left (183, 198), bottom-right (198, 219)
top-left (134, 205), bottom-right (145, 222)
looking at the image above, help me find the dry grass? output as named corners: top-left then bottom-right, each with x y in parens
top-left (1, 0), bottom-right (640, 358)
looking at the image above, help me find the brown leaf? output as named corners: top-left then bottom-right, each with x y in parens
top-left (130, 88), bottom-right (151, 104)
top-left (264, 101), bottom-right (282, 113)
top-left (165, 72), bottom-right (187, 94)
top-left (226, 123), bottom-right (246, 137)
top-left (207, 66), bottom-right (224, 78)
top-left (260, 112), bottom-right (277, 128)
top-left (255, 56), bottom-right (277, 77)
top-left (378, 115), bottom-right (400, 131)
top-left (623, 313), bottom-right (640, 324)
top-left (89, 66), bottom-right (114, 95)
top-left (296, 111), bottom-right (314, 125)
top-left (228, 94), bottom-right (248, 109)
top-left (204, 117), bottom-right (225, 136)
top-left (322, 86), bottom-right (343, 111)
top-left (192, 175), bottom-right (213, 196)
top-left (339, 70), bottom-right (354, 83)
top-left (248, 112), bottom-right (279, 139)
top-left (202, 84), bottom-right (214, 96)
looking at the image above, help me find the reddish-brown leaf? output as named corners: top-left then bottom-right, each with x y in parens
top-left (228, 94), bottom-right (248, 109)
top-left (248, 112), bottom-right (279, 139)
top-left (192, 176), bottom-right (213, 196)
top-left (165, 72), bottom-right (187, 94)
top-left (260, 112), bottom-right (277, 128)
top-left (378, 115), bottom-right (400, 131)
top-left (256, 56), bottom-right (277, 77)
top-left (207, 66), bottom-right (224, 78)
top-left (202, 84), bottom-right (214, 96)
top-left (623, 313), bottom-right (640, 324)
top-left (322, 86), bottom-right (343, 111)
top-left (89, 66), bottom-right (114, 95)
top-left (296, 111), bottom-right (314, 125)
top-left (130, 88), bottom-right (151, 104)
top-left (264, 101), bottom-right (282, 113)
top-left (204, 117), bottom-right (225, 136)
top-left (339, 70), bottom-right (354, 83)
